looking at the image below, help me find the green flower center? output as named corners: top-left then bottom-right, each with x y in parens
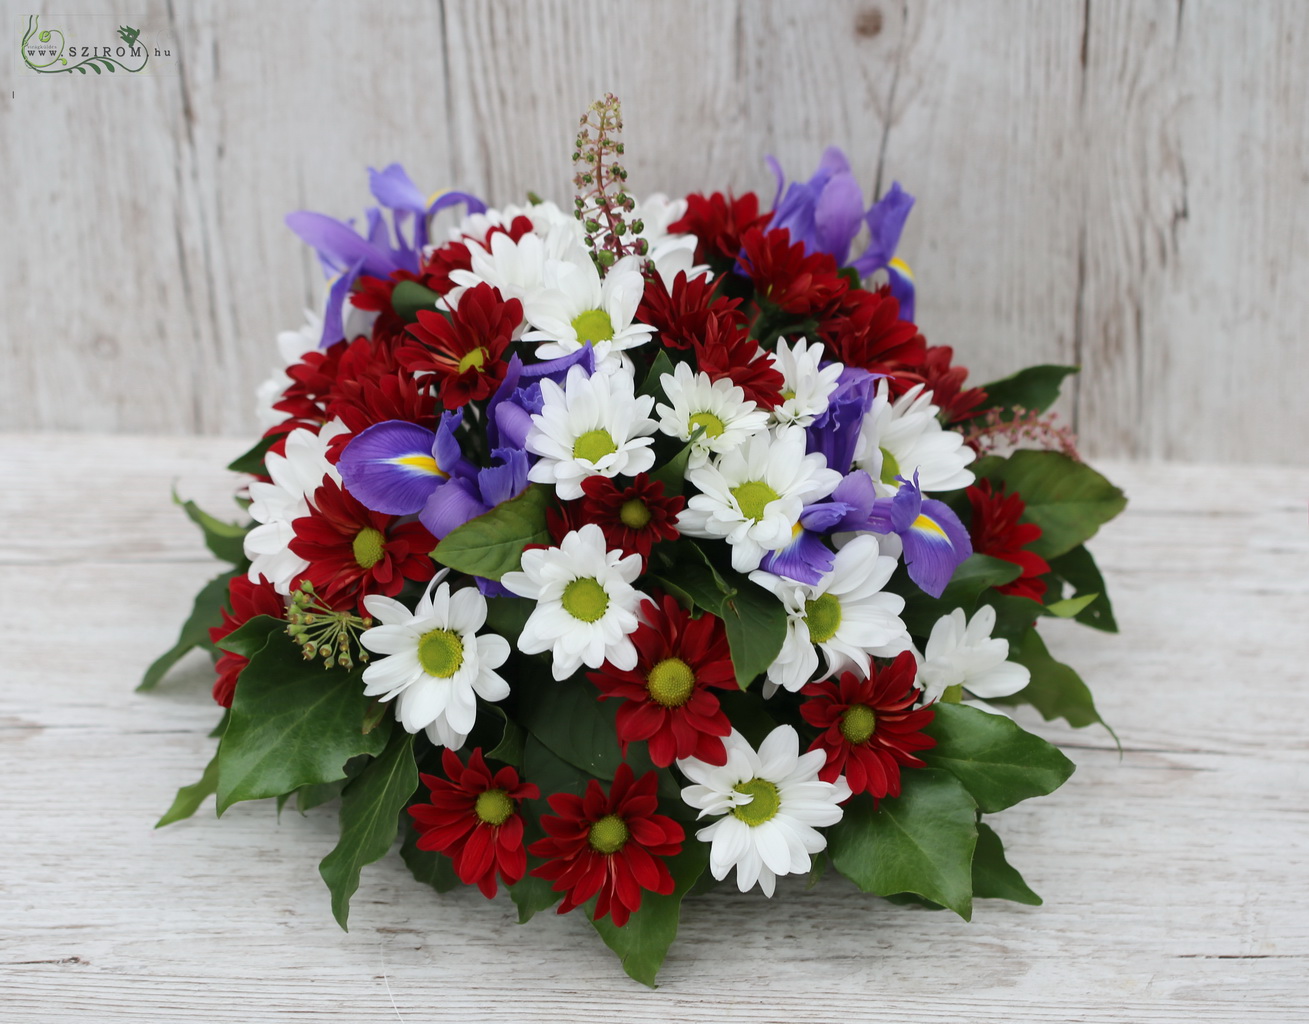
top-left (732, 778), bottom-right (781, 827)
top-left (351, 527), bottom-right (386, 569)
top-left (474, 788), bottom-right (514, 826)
top-left (646, 657), bottom-right (696, 707)
top-left (941, 684), bottom-right (965, 704)
top-left (619, 498), bottom-right (652, 529)
top-left (416, 628), bottom-right (464, 678)
top-left (588, 813), bottom-right (629, 854)
top-left (573, 428), bottom-right (618, 465)
top-left (561, 577), bottom-right (609, 623)
top-left (457, 346), bottom-right (488, 374)
top-left (689, 411), bottom-right (726, 439)
top-left (731, 479), bottom-right (780, 522)
top-left (879, 447), bottom-right (902, 486)
top-left (840, 704), bottom-right (878, 744)
top-left (804, 592), bottom-right (843, 643)
top-left (572, 308), bottom-right (615, 343)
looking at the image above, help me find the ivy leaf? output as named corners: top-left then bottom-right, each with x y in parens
top-left (899, 555), bottom-right (1022, 637)
top-left (173, 490), bottom-right (250, 566)
top-left (138, 571), bottom-right (235, 691)
top-left (972, 822), bottom-right (1042, 905)
top-left (973, 365), bottom-right (1077, 419)
top-left (997, 625), bottom-right (1114, 736)
top-left (1047, 545), bottom-right (1119, 632)
top-left (589, 839), bottom-right (710, 988)
top-left (227, 434), bottom-right (277, 476)
top-left (215, 624), bottom-right (389, 813)
top-left (828, 769), bottom-right (978, 919)
top-left (390, 280), bottom-right (444, 323)
top-left (155, 749), bottom-right (220, 827)
top-left (399, 817), bottom-right (461, 894)
top-left (975, 451), bottom-right (1126, 560)
top-left (319, 732), bottom-right (418, 930)
top-left (922, 703), bottom-right (1075, 813)
top-left (432, 484), bottom-right (553, 579)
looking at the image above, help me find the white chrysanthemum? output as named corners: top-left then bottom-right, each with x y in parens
top-left (243, 419), bottom-right (349, 594)
top-left (655, 362), bottom-right (769, 467)
top-left (769, 337), bottom-right (844, 427)
top-left (525, 363), bottom-right (657, 500)
top-left (678, 727), bottom-right (850, 897)
top-left (749, 535), bottom-right (910, 695)
top-left (448, 199), bottom-right (579, 248)
top-left (521, 252), bottom-right (655, 367)
top-left (359, 573), bottom-right (510, 748)
top-left (855, 380), bottom-right (975, 495)
top-left (255, 310), bottom-right (322, 429)
top-left (445, 222), bottom-right (579, 313)
top-left (500, 523), bottom-right (649, 680)
top-left (915, 605), bottom-right (1030, 707)
top-left (678, 426), bottom-right (842, 573)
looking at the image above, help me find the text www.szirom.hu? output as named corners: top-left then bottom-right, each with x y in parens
top-left (24, 44), bottom-right (171, 58)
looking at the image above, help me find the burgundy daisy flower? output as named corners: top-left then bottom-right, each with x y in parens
top-left (966, 480), bottom-right (1051, 602)
top-left (398, 282), bottom-right (520, 410)
top-left (737, 226), bottom-right (849, 317)
top-left (409, 748), bottom-right (540, 898)
top-left (588, 594), bottom-right (736, 767)
top-left (577, 473), bottom-right (684, 566)
top-left (666, 190), bottom-right (772, 267)
top-left (289, 475), bottom-right (436, 609)
top-left (800, 653), bottom-right (936, 800)
top-left (528, 763), bottom-right (684, 926)
top-left (635, 268), bottom-right (745, 351)
top-left (207, 574), bottom-right (286, 708)
top-left (691, 316), bottom-right (785, 410)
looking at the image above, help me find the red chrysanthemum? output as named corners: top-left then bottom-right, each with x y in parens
top-left (588, 593), bottom-right (737, 767)
top-left (270, 335), bottom-right (419, 437)
top-left (880, 344), bottom-right (988, 424)
top-left (398, 282), bottom-right (520, 409)
top-left (819, 286), bottom-right (926, 375)
top-left (667, 191), bottom-right (772, 266)
top-left (737, 227), bottom-right (849, 317)
top-left (289, 475), bottom-right (436, 609)
top-left (409, 748), bottom-right (540, 897)
top-left (576, 473), bottom-right (684, 566)
top-left (691, 316), bottom-right (786, 410)
top-left (800, 654), bottom-right (937, 799)
top-left (420, 214), bottom-right (536, 295)
top-left (207, 575), bottom-right (285, 708)
top-left (635, 268), bottom-right (746, 351)
top-left (966, 480), bottom-right (1051, 601)
top-left (528, 763), bottom-right (684, 926)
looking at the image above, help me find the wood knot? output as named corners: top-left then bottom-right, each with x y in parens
top-left (855, 7), bottom-right (884, 38)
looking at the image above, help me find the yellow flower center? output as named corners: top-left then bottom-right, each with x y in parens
top-left (351, 527), bottom-right (385, 569)
top-left (573, 429), bottom-right (618, 464)
top-left (457, 346), bottom-right (489, 374)
top-left (689, 411), bottom-right (726, 439)
top-left (571, 308), bottom-right (615, 343)
top-left (588, 813), bottom-right (629, 854)
top-left (840, 704), bottom-right (878, 744)
top-left (416, 628), bottom-right (464, 678)
top-left (732, 779), bottom-right (781, 826)
top-left (731, 479), bottom-right (780, 522)
top-left (474, 788), bottom-right (514, 825)
top-left (619, 498), bottom-right (652, 529)
top-left (646, 657), bottom-right (696, 707)
top-left (561, 577), bottom-right (609, 623)
top-left (941, 684), bottom-right (965, 704)
top-left (804, 592), bottom-right (843, 643)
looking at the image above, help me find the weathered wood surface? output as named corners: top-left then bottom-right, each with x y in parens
top-left (4, 1), bottom-right (1307, 463)
top-left (1, 434), bottom-right (1306, 1020)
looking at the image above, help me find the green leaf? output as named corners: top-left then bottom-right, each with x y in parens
top-left (1044, 594), bottom-right (1099, 618)
top-left (899, 555), bottom-right (1022, 636)
top-left (637, 350), bottom-right (676, 400)
top-left (508, 736), bottom-right (580, 922)
top-left (138, 571), bottom-right (235, 691)
top-left (296, 778), bottom-right (348, 814)
top-left (517, 674), bottom-right (623, 780)
top-left (482, 596), bottom-right (536, 646)
top-left (214, 614), bottom-right (283, 659)
top-left (976, 451), bottom-right (1126, 560)
top-left (390, 280), bottom-right (444, 322)
top-left (1047, 545), bottom-right (1119, 632)
top-left (508, 872), bottom-right (563, 924)
top-left (974, 365), bottom-right (1077, 418)
top-left (589, 839), bottom-right (709, 988)
top-left (828, 769), bottom-right (978, 919)
top-left (484, 703), bottom-right (527, 766)
top-left (647, 428), bottom-right (702, 497)
top-left (215, 626), bottom-right (389, 812)
top-left (227, 434), bottom-right (277, 476)
top-left (999, 626), bottom-right (1112, 735)
top-left (173, 491), bottom-right (250, 566)
top-left (432, 484), bottom-right (553, 579)
top-left (319, 732), bottom-right (418, 929)
top-left (922, 703), bottom-right (1075, 813)
top-left (400, 817), bottom-right (461, 894)
top-left (155, 749), bottom-right (220, 827)
top-left (972, 822), bottom-right (1042, 905)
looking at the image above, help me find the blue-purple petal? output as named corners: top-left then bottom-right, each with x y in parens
top-left (284, 210), bottom-right (398, 278)
top-left (420, 477), bottom-right (488, 539)
top-left (338, 420), bottom-right (446, 515)
top-left (479, 448), bottom-right (531, 507)
top-left (901, 499), bottom-right (972, 598)
top-left (758, 529), bottom-right (834, 584)
top-left (851, 181), bottom-right (915, 278)
top-left (369, 163), bottom-right (428, 215)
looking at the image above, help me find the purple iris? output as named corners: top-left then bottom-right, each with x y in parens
top-left (807, 366), bottom-right (879, 475)
top-left (767, 147), bottom-right (918, 320)
top-left (285, 163), bottom-right (486, 347)
top-left (866, 473), bottom-right (971, 598)
top-left (486, 347), bottom-right (596, 450)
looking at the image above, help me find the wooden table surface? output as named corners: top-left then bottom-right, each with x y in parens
top-left (3, 434), bottom-right (1306, 1022)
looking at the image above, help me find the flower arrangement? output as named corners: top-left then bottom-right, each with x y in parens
top-left (146, 96), bottom-right (1125, 986)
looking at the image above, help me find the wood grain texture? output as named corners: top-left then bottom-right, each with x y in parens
top-left (1, 434), bottom-right (1307, 1020)
top-left (3, 1), bottom-right (1307, 455)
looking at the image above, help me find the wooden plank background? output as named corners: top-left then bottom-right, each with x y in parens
top-left (4, 0), bottom-right (1306, 464)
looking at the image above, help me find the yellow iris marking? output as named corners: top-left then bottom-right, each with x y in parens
top-left (889, 256), bottom-right (915, 281)
top-left (391, 455), bottom-right (448, 479)
top-left (911, 514), bottom-right (947, 538)
top-left (425, 188), bottom-right (450, 209)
